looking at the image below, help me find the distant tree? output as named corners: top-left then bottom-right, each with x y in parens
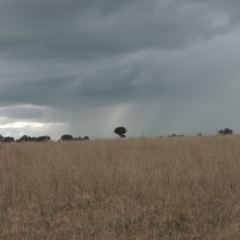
top-left (60, 134), bottom-right (73, 141)
top-left (37, 135), bottom-right (51, 142)
top-left (3, 136), bottom-right (15, 143)
top-left (218, 128), bottom-right (233, 135)
top-left (223, 128), bottom-right (233, 135)
top-left (19, 135), bottom-right (28, 142)
top-left (168, 134), bottom-right (176, 137)
top-left (114, 127), bottom-right (127, 138)
top-left (16, 135), bottom-right (41, 142)
top-left (218, 130), bottom-right (224, 135)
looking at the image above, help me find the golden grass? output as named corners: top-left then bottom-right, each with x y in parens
top-left (0, 136), bottom-right (240, 239)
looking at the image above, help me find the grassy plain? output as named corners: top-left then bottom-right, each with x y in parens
top-left (0, 135), bottom-right (240, 239)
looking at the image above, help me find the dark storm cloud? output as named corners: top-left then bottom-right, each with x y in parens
top-left (0, 0), bottom-right (240, 138)
top-left (1, 0), bottom-right (239, 61)
top-left (0, 106), bottom-right (43, 120)
top-left (0, 75), bottom-right (77, 107)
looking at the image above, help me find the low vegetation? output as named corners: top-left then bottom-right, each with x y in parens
top-left (0, 135), bottom-right (240, 239)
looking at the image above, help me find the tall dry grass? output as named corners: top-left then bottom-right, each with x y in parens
top-left (0, 136), bottom-right (240, 239)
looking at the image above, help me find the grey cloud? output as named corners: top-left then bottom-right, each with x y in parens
top-left (0, 75), bottom-right (77, 107)
top-left (0, 0), bottom-right (240, 138)
top-left (0, 106), bottom-right (43, 120)
top-left (1, 0), bottom-right (240, 62)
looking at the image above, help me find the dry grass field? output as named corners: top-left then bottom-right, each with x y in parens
top-left (0, 135), bottom-right (240, 239)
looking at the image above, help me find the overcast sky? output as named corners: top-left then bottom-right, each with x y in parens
top-left (0, 0), bottom-right (240, 140)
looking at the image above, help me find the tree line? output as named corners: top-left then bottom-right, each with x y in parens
top-left (0, 127), bottom-right (234, 143)
top-left (0, 134), bottom-right (90, 143)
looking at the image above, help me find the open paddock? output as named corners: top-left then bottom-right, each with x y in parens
top-left (0, 135), bottom-right (240, 239)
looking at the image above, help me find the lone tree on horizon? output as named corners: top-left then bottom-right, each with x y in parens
top-left (114, 127), bottom-right (127, 138)
top-left (218, 128), bottom-right (233, 135)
